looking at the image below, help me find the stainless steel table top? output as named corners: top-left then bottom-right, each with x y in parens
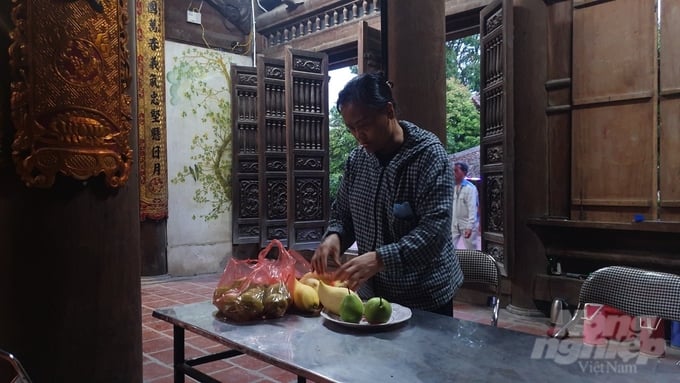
top-left (153, 301), bottom-right (680, 383)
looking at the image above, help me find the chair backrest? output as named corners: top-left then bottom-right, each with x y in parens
top-left (0, 349), bottom-right (32, 383)
top-left (579, 266), bottom-right (680, 322)
top-left (456, 249), bottom-right (500, 294)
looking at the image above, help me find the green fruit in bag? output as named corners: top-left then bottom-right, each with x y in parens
top-left (263, 293), bottom-right (289, 318)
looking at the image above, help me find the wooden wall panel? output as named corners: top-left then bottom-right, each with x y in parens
top-left (571, 0), bottom-right (657, 222)
top-left (572, 0), bottom-right (656, 105)
top-left (660, 98), bottom-right (680, 220)
top-left (660, 0), bottom-right (680, 92)
top-left (660, 0), bottom-right (680, 221)
top-left (571, 102), bottom-right (655, 221)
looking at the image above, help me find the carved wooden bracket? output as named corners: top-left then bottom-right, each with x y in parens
top-left (9, 0), bottom-right (132, 188)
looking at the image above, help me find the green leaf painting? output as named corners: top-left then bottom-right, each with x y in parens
top-left (168, 47), bottom-right (234, 221)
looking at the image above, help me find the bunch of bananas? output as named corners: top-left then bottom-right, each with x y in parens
top-left (293, 272), bottom-right (359, 315)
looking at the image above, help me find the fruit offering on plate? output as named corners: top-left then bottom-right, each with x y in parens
top-left (317, 280), bottom-right (361, 316)
top-left (363, 297), bottom-right (392, 324)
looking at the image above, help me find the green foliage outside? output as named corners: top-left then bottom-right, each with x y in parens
top-left (445, 77), bottom-right (480, 153)
top-left (444, 34), bottom-right (480, 154)
top-left (328, 106), bottom-right (357, 201)
top-left (446, 35), bottom-right (480, 93)
top-left (168, 47), bottom-right (233, 221)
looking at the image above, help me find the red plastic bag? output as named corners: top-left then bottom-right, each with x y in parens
top-left (212, 239), bottom-right (311, 321)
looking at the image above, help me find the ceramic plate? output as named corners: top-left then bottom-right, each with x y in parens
top-left (320, 303), bottom-right (412, 329)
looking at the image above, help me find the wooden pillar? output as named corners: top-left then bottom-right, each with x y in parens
top-left (0, 1), bottom-right (143, 381)
top-left (387, 0), bottom-right (447, 143)
top-left (0, 178), bottom-right (143, 382)
top-left (506, 0), bottom-right (549, 314)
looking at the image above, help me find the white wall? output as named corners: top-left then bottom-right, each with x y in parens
top-left (165, 40), bottom-right (253, 276)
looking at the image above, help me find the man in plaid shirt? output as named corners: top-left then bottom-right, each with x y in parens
top-left (312, 72), bottom-right (463, 315)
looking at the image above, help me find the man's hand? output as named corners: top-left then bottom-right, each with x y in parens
top-left (311, 234), bottom-right (342, 275)
top-left (464, 229), bottom-right (472, 239)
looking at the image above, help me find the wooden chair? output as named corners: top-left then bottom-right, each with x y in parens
top-left (553, 266), bottom-right (680, 339)
top-left (0, 349), bottom-right (32, 383)
top-left (456, 249), bottom-right (502, 326)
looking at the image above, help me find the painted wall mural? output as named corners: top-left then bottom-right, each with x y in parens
top-left (168, 46), bottom-right (237, 221)
top-left (164, 41), bottom-right (251, 275)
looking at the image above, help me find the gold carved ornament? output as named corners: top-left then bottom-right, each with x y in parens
top-left (9, 0), bottom-right (132, 188)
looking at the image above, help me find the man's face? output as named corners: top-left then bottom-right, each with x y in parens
top-left (453, 165), bottom-right (466, 183)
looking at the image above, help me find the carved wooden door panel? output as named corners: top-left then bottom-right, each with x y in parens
top-left (231, 49), bottom-right (329, 250)
top-left (258, 56), bottom-right (289, 247)
top-left (479, 0), bottom-right (513, 276)
top-left (285, 49), bottom-right (330, 250)
top-left (358, 21), bottom-right (382, 74)
top-left (231, 65), bottom-right (260, 245)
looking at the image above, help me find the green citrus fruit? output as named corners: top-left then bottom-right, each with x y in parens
top-left (364, 297), bottom-right (392, 324)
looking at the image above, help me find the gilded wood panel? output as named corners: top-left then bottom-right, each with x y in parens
top-left (9, 0), bottom-right (132, 188)
top-left (137, 0), bottom-right (169, 220)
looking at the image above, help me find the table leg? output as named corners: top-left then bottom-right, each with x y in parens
top-left (174, 325), bottom-right (185, 383)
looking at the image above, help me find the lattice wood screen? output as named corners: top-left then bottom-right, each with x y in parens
top-left (259, 56), bottom-right (289, 247)
top-left (479, 0), bottom-right (513, 277)
top-left (285, 49), bottom-right (330, 250)
top-left (231, 48), bottom-right (329, 250)
top-left (231, 65), bottom-right (259, 245)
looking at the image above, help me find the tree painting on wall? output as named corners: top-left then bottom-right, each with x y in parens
top-left (168, 47), bottom-right (234, 221)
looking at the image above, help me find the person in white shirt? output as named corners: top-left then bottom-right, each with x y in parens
top-left (451, 162), bottom-right (479, 249)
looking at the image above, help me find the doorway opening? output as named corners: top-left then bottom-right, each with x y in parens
top-left (446, 33), bottom-right (481, 251)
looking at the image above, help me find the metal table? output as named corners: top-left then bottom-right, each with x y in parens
top-left (152, 301), bottom-right (680, 383)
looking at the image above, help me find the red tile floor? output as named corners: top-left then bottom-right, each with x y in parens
top-left (141, 273), bottom-right (551, 383)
